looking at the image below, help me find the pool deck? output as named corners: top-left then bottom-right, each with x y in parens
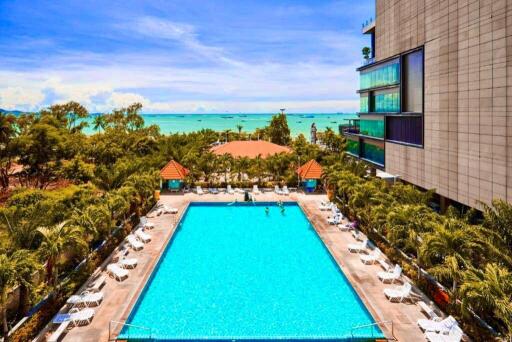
top-left (47, 191), bottom-right (436, 342)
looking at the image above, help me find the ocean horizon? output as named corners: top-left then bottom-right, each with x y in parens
top-left (82, 112), bottom-right (358, 136)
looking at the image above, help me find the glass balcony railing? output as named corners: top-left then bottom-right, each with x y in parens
top-left (361, 140), bottom-right (385, 166)
top-left (360, 119), bottom-right (384, 139)
top-left (360, 61), bottom-right (400, 90)
top-left (374, 91), bottom-right (400, 112)
top-left (346, 139), bottom-right (360, 156)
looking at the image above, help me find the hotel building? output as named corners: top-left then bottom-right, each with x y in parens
top-left (344, 0), bottom-right (512, 210)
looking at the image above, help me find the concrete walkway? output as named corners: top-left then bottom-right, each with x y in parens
top-left (42, 191), bottom-right (435, 341)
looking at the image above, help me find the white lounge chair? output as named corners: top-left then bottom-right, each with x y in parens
top-left (226, 185), bottom-right (235, 194)
top-left (424, 325), bottom-right (463, 342)
top-left (418, 315), bottom-right (458, 333)
top-left (141, 216), bottom-right (155, 229)
top-left (352, 229), bottom-right (364, 241)
top-left (327, 214), bottom-right (342, 225)
top-left (274, 185), bottom-right (283, 195)
top-left (360, 248), bottom-right (382, 265)
top-left (378, 259), bottom-right (392, 272)
top-left (252, 185), bottom-right (261, 194)
top-left (196, 186), bottom-right (204, 195)
top-left (87, 275), bottom-right (106, 292)
top-left (348, 238), bottom-right (368, 253)
top-left (384, 282), bottom-right (412, 302)
top-left (160, 205), bottom-right (178, 214)
top-left (419, 301), bottom-right (441, 321)
top-left (378, 264), bottom-right (402, 283)
top-left (126, 235), bottom-right (144, 251)
top-left (135, 229), bottom-right (151, 243)
top-left (282, 186), bottom-right (290, 195)
top-left (119, 257), bottom-right (138, 269)
top-left (48, 320), bottom-right (70, 342)
top-left (53, 308), bottom-right (95, 327)
top-left (66, 291), bottom-right (104, 307)
top-left (337, 222), bottom-right (353, 231)
top-left (107, 264), bottom-right (129, 281)
top-left (319, 201), bottom-right (332, 211)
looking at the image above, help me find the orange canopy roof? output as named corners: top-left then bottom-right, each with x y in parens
top-left (210, 140), bottom-right (291, 159)
top-left (160, 160), bottom-right (189, 180)
top-left (297, 159), bottom-right (323, 179)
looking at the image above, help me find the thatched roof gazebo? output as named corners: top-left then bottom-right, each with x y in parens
top-left (297, 159), bottom-right (323, 192)
top-left (160, 160), bottom-right (189, 191)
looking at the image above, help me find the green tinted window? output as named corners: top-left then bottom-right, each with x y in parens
top-left (360, 96), bottom-right (369, 113)
top-left (360, 60), bottom-right (400, 90)
top-left (360, 119), bottom-right (384, 138)
top-left (346, 139), bottom-right (360, 156)
top-left (361, 141), bottom-right (384, 166)
top-left (374, 90), bottom-right (400, 112)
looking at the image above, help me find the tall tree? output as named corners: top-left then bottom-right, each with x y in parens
top-left (460, 263), bottom-right (512, 337)
top-left (0, 113), bottom-right (18, 189)
top-left (37, 223), bottom-right (86, 288)
top-left (0, 250), bottom-right (37, 340)
top-left (267, 113), bottom-right (291, 145)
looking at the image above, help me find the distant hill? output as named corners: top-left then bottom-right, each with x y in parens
top-left (0, 108), bottom-right (28, 115)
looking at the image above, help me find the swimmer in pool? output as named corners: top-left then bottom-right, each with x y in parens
top-left (265, 207), bottom-right (270, 215)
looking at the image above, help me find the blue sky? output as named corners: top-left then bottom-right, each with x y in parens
top-left (0, 0), bottom-right (374, 113)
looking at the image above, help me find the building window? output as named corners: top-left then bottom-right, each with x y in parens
top-left (360, 59), bottom-right (400, 90)
top-left (402, 49), bottom-right (423, 113)
top-left (360, 118), bottom-right (384, 138)
top-left (346, 138), bottom-right (360, 156)
top-left (386, 116), bottom-right (423, 146)
top-left (361, 139), bottom-right (384, 166)
top-left (373, 89), bottom-right (400, 113)
top-left (360, 94), bottom-right (369, 113)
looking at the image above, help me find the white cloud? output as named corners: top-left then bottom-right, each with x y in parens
top-left (0, 86), bottom-right (45, 110)
top-left (131, 17), bottom-right (243, 67)
top-left (0, 17), bottom-right (361, 114)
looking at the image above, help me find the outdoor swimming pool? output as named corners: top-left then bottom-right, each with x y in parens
top-left (119, 202), bottom-right (384, 341)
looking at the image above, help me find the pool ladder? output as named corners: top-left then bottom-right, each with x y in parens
top-left (109, 320), bottom-right (153, 341)
top-left (350, 320), bottom-right (396, 341)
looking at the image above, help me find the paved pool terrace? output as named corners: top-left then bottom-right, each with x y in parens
top-left (39, 191), bottom-right (437, 341)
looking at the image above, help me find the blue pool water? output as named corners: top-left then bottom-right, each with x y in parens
top-left (119, 203), bottom-right (384, 341)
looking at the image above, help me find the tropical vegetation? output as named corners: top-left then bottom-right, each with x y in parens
top-left (324, 160), bottom-right (512, 340)
top-left (0, 100), bottom-right (511, 341)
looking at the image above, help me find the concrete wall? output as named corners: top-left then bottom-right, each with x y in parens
top-left (374, 0), bottom-right (511, 209)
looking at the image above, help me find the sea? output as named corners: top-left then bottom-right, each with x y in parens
top-left (82, 113), bottom-right (358, 136)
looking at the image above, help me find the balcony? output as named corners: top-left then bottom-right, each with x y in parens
top-left (362, 57), bottom-right (375, 66)
top-left (362, 18), bottom-right (375, 34)
top-left (339, 119), bottom-right (360, 136)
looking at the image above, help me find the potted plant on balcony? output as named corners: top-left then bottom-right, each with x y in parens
top-left (362, 46), bottom-right (371, 60)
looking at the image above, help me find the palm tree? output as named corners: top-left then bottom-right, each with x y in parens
top-left (37, 223), bottom-right (87, 288)
top-left (419, 219), bottom-right (492, 294)
top-left (92, 114), bottom-right (106, 132)
top-left (236, 124), bottom-right (243, 139)
top-left (0, 250), bottom-right (38, 340)
top-left (235, 157), bottom-right (250, 182)
top-left (218, 154), bottom-right (233, 185)
top-left (460, 263), bottom-right (512, 337)
top-left (481, 199), bottom-right (512, 252)
top-left (105, 193), bottom-right (129, 224)
top-left (223, 129), bottom-right (231, 143)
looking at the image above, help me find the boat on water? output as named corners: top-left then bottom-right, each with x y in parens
top-left (222, 116), bottom-right (234, 119)
top-left (302, 115), bottom-right (315, 118)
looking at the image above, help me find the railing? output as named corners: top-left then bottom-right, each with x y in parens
top-left (109, 320), bottom-right (153, 341)
top-left (362, 17), bottom-right (374, 29)
top-left (362, 57), bottom-right (375, 66)
top-left (350, 320), bottom-right (396, 341)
